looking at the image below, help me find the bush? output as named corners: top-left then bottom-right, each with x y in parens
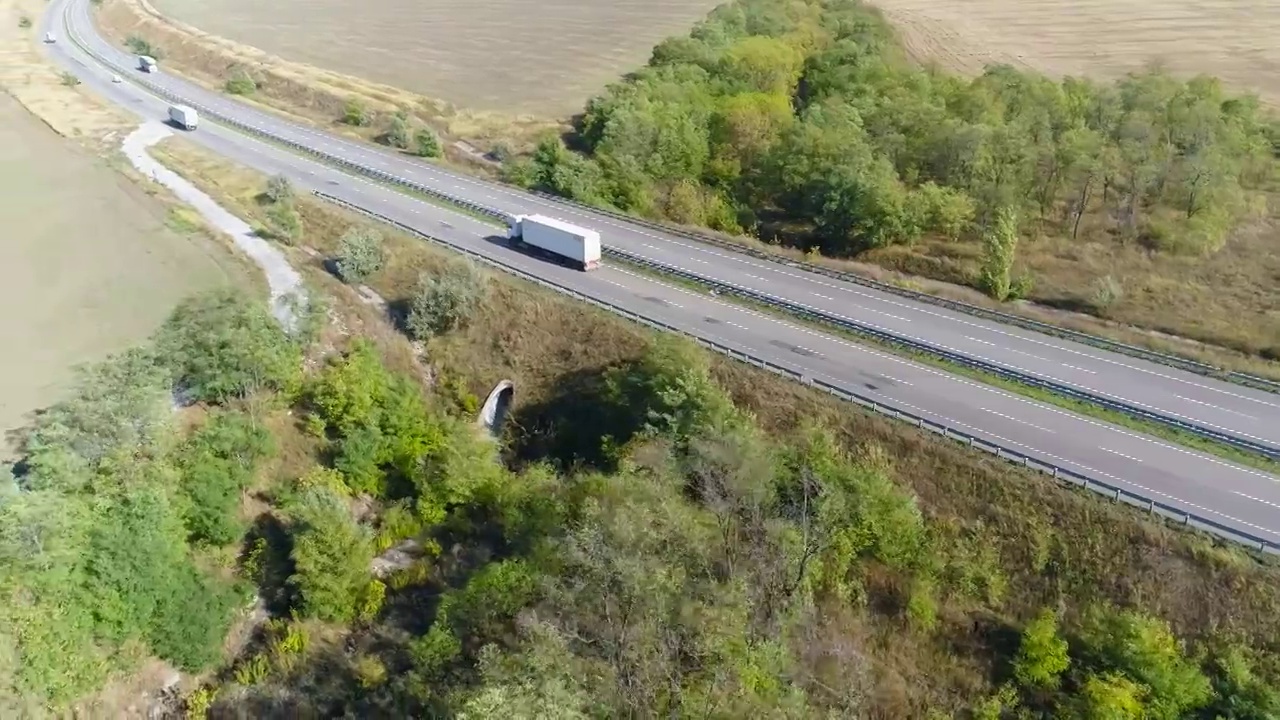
top-left (154, 289), bottom-right (304, 403)
top-left (1013, 608), bottom-right (1070, 690)
top-left (1091, 275), bottom-right (1124, 316)
top-left (385, 112), bottom-right (412, 149)
top-left (125, 35), bottom-right (161, 59)
top-left (334, 226), bottom-right (385, 284)
top-left (405, 260), bottom-right (487, 340)
top-left (265, 200), bottom-right (302, 243)
top-left (286, 485), bottom-right (375, 623)
top-left (342, 98), bottom-right (371, 127)
top-left (414, 128), bottom-right (442, 158)
top-left (19, 16), bottom-right (32, 28)
top-left (59, 72), bottom-right (80, 87)
top-left (224, 68), bottom-right (257, 96)
top-left (265, 174), bottom-right (294, 204)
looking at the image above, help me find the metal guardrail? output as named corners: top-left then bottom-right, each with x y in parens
top-left (526, 189), bottom-right (1280, 396)
top-left (68, 4), bottom-right (1280, 402)
top-left (601, 247), bottom-right (1280, 462)
top-left (62, 3), bottom-right (1280, 553)
top-left (63, 6), bottom-right (1280, 462)
top-left (310, 189), bottom-right (1280, 557)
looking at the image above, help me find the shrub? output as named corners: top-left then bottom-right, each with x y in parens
top-left (125, 35), bottom-right (161, 59)
top-left (266, 200), bottom-right (302, 243)
top-left (224, 68), bottom-right (257, 96)
top-left (1091, 274), bottom-right (1124, 316)
top-left (154, 289), bottom-right (303, 403)
top-left (405, 260), bottom-right (487, 340)
top-left (1012, 608), bottom-right (1070, 690)
top-left (385, 112), bottom-right (412, 149)
top-left (334, 226), bottom-right (386, 284)
top-left (59, 72), bottom-right (80, 87)
top-left (342, 98), bottom-right (371, 127)
top-left (414, 128), bottom-right (442, 158)
top-left (265, 174), bottom-right (294, 204)
top-left (19, 16), bottom-right (32, 28)
top-left (286, 485), bottom-right (374, 623)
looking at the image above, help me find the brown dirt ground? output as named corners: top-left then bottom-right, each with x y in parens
top-left (149, 135), bottom-right (1280, 716)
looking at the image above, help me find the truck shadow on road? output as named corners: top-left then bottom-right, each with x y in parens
top-left (479, 233), bottom-right (586, 273)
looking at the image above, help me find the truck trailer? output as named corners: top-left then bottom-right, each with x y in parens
top-left (138, 55), bottom-right (157, 73)
top-left (506, 214), bottom-right (601, 271)
top-left (168, 104), bottom-right (199, 131)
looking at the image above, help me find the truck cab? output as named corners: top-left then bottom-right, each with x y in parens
top-left (138, 55), bottom-right (157, 73)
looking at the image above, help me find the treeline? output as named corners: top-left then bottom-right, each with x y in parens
top-left (4, 282), bottom-right (1279, 717)
top-left (202, 329), bottom-right (1280, 717)
top-left (507, 0), bottom-right (1278, 295)
top-left (0, 290), bottom-right (297, 712)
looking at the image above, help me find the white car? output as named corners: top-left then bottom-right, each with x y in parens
top-left (111, 74), bottom-right (122, 83)
top-left (44, 32), bottom-right (56, 43)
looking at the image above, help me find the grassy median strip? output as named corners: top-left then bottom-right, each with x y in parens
top-left (608, 256), bottom-right (1280, 476)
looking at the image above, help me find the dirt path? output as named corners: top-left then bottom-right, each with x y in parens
top-left (121, 121), bottom-right (306, 329)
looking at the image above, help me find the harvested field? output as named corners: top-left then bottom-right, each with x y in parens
top-left (148, 0), bottom-right (722, 116)
top-left (874, 0), bottom-right (1280, 105)
top-left (0, 94), bottom-right (250, 456)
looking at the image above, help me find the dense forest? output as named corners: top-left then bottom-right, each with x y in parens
top-left (508, 0), bottom-right (1279, 306)
top-left (2, 279), bottom-right (1278, 719)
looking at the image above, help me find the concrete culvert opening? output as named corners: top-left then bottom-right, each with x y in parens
top-left (477, 380), bottom-right (515, 438)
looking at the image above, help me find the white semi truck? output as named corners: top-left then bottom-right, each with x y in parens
top-left (506, 214), bottom-right (601, 271)
top-left (168, 104), bottom-right (199, 131)
top-left (138, 55), bottom-right (157, 73)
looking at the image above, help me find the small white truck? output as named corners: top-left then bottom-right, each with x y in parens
top-left (43, 32), bottom-right (56, 43)
top-left (168, 104), bottom-right (198, 131)
top-left (138, 55), bottom-right (157, 73)
top-left (506, 214), bottom-right (601, 271)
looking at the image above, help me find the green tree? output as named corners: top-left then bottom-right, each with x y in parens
top-left (1203, 645), bottom-right (1280, 719)
top-left (334, 226), bottom-right (385, 284)
top-left (175, 411), bottom-right (275, 546)
top-left (265, 199), bottom-right (302, 243)
top-left (1077, 605), bottom-right (1213, 720)
top-left (342, 98), bottom-right (371, 127)
top-left (155, 289), bottom-right (303, 403)
top-left (1071, 673), bottom-right (1145, 720)
top-left (285, 485), bottom-right (374, 623)
top-left (414, 128), bottom-right (442, 158)
top-left (455, 622), bottom-right (590, 720)
top-left (265, 174), bottom-right (294, 204)
top-left (405, 260), bottom-right (488, 340)
top-left (1012, 607), bottom-right (1070, 690)
top-left (386, 112), bottom-right (413, 149)
top-left (224, 68), bottom-right (256, 96)
top-left (978, 206), bottom-right (1019, 301)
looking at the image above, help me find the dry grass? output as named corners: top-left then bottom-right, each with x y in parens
top-left (863, 209), bottom-right (1280, 367)
top-left (91, 0), bottom-right (1280, 377)
top-left (147, 137), bottom-right (1280, 713)
top-left (0, 93), bottom-right (255, 458)
top-left (147, 0), bottom-right (721, 117)
top-left (0, 0), bottom-right (134, 140)
top-left (96, 0), bottom-right (561, 156)
top-left (875, 0), bottom-right (1280, 107)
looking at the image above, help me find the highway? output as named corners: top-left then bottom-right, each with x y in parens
top-left (40, 0), bottom-right (1280, 546)
top-left (41, 0), bottom-right (1280, 460)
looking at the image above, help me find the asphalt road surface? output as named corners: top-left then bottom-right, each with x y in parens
top-left (42, 0), bottom-right (1280, 459)
top-left (40, 0), bottom-right (1280, 545)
